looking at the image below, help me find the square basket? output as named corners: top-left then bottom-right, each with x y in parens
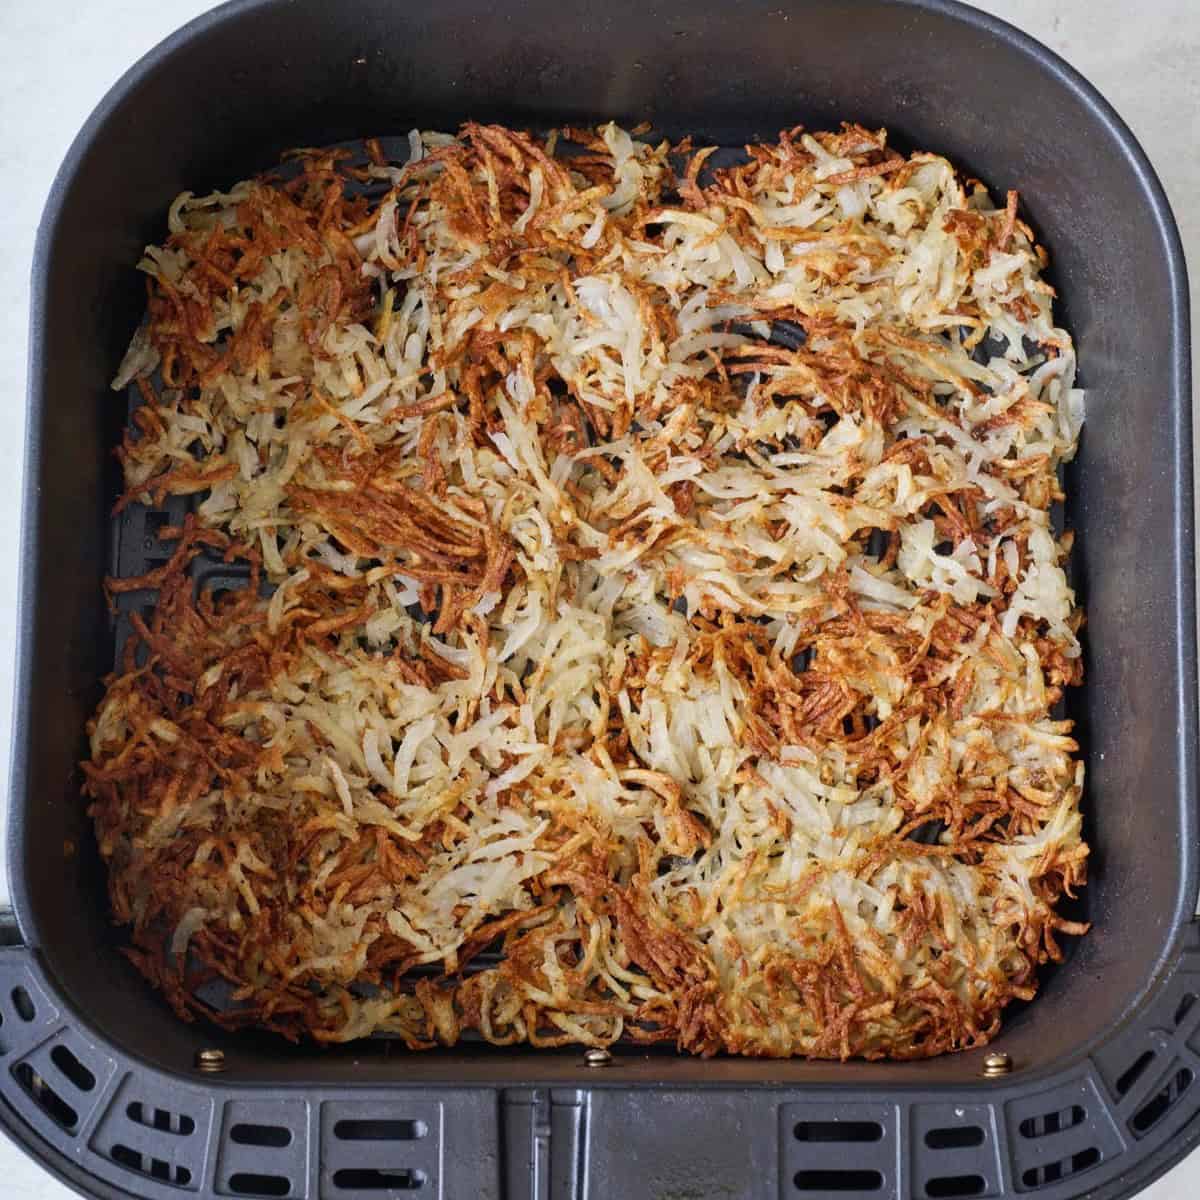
top-left (7, 1), bottom-right (1196, 1197)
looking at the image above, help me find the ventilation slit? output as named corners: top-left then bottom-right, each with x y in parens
top-left (127, 1100), bottom-right (195, 1136)
top-left (1019, 1105), bottom-right (1085, 1139)
top-left (11, 988), bottom-right (35, 1022)
top-left (794, 1169), bottom-right (883, 1191)
top-left (1174, 993), bottom-right (1197, 1027)
top-left (231, 1121), bottom-right (293, 1147)
top-left (1116, 1050), bottom-right (1156, 1096)
top-left (49, 1044), bottom-right (95, 1092)
top-left (793, 1120), bottom-right (882, 1143)
top-left (1132, 1067), bottom-right (1193, 1134)
top-left (13, 1062), bottom-right (77, 1130)
top-left (332, 1167), bottom-right (426, 1190)
top-left (926, 1176), bottom-right (985, 1198)
top-left (908, 820), bottom-right (946, 846)
top-left (110, 1144), bottom-right (191, 1187)
top-left (229, 1172), bottom-right (291, 1196)
top-left (924, 1126), bottom-right (984, 1150)
top-left (333, 1118), bottom-right (428, 1141)
top-left (143, 510), bottom-right (172, 558)
top-left (1021, 1146), bottom-right (1100, 1189)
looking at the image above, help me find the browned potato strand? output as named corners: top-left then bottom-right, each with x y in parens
top-left (87, 122), bottom-right (1087, 1057)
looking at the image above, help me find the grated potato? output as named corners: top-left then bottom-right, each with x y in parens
top-left (87, 122), bottom-right (1087, 1058)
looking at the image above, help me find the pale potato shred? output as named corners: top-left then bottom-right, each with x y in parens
top-left (87, 122), bottom-right (1088, 1058)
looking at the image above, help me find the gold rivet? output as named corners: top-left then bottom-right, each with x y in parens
top-left (194, 1048), bottom-right (226, 1073)
top-left (584, 1047), bottom-right (613, 1068)
top-left (982, 1051), bottom-right (1012, 1078)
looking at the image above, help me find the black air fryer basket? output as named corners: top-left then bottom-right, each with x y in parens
top-left (8, 1), bottom-right (1196, 1197)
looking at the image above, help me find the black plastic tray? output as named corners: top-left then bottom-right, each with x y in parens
top-left (8, 1), bottom-right (1197, 1197)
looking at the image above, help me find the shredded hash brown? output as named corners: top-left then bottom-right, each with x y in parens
top-left (87, 122), bottom-right (1088, 1057)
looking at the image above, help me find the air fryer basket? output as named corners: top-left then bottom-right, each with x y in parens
top-left (7, 0), bottom-right (1195, 1197)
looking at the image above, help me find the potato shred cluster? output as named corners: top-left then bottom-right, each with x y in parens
top-left (88, 122), bottom-right (1088, 1058)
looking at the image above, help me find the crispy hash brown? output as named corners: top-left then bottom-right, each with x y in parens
top-left (87, 123), bottom-right (1087, 1057)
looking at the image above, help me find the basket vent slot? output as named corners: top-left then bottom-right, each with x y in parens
top-left (11, 987), bottom-right (36, 1022)
top-left (908, 819), bottom-right (946, 846)
top-left (333, 1118), bottom-right (427, 1141)
top-left (791, 646), bottom-right (813, 673)
top-left (49, 1045), bottom-right (94, 1093)
top-left (865, 527), bottom-right (889, 561)
top-left (1018, 1106), bottom-right (1085, 1139)
top-left (924, 1126), bottom-right (984, 1150)
top-left (794, 1120), bottom-right (882, 1143)
top-left (143, 510), bottom-right (174, 561)
top-left (231, 1121), bottom-right (292, 1147)
top-left (1131, 1067), bottom-right (1193, 1135)
top-left (127, 1101), bottom-right (195, 1136)
top-left (794, 1168), bottom-right (883, 1191)
top-left (332, 1167), bottom-right (426, 1190)
top-left (1116, 1050), bottom-right (1156, 1096)
top-left (1020, 1146), bottom-right (1100, 1189)
top-left (925, 1176), bottom-right (985, 1198)
top-left (1175, 993), bottom-right (1197, 1026)
top-left (229, 1172), bottom-right (291, 1196)
top-left (111, 1142), bottom-right (192, 1187)
top-left (13, 1062), bottom-right (77, 1131)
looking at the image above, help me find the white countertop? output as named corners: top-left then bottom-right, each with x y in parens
top-left (0, 1), bottom-right (1196, 1197)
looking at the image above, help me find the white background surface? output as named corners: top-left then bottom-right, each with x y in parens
top-left (0, 1), bottom-right (1197, 1196)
